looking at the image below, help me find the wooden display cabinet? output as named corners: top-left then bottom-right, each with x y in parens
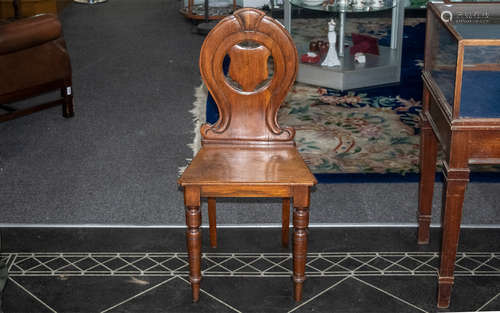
top-left (417, 2), bottom-right (500, 309)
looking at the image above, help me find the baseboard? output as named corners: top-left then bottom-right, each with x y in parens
top-left (1, 223), bottom-right (500, 229)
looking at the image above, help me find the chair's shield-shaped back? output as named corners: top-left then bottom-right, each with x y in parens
top-left (199, 8), bottom-right (298, 145)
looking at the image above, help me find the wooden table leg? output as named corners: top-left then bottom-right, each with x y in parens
top-left (417, 113), bottom-right (438, 244)
top-left (292, 186), bottom-right (310, 302)
top-left (184, 186), bottom-right (202, 302)
top-left (282, 198), bottom-right (290, 248)
top-left (437, 162), bottom-right (469, 308)
top-left (208, 197), bottom-right (217, 248)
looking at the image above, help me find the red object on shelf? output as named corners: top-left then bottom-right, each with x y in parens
top-left (309, 40), bottom-right (330, 58)
top-left (301, 53), bottom-right (321, 64)
top-left (318, 41), bottom-right (329, 58)
top-left (350, 33), bottom-right (379, 55)
top-left (309, 41), bottom-right (319, 53)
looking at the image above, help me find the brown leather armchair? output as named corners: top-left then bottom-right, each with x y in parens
top-left (0, 14), bottom-right (74, 122)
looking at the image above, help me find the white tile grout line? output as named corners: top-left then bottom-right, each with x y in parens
top-left (406, 254), bottom-right (439, 272)
top-left (99, 276), bottom-right (177, 313)
top-left (287, 276), bottom-right (351, 313)
top-left (6, 254), bottom-right (16, 272)
top-left (476, 292), bottom-right (500, 312)
top-left (3, 252), bottom-right (499, 255)
top-left (177, 275), bottom-right (243, 313)
top-left (8, 277), bottom-right (58, 313)
top-left (351, 276), bottom-right (429, 313)
top-left (4, 252), bottom-right (500, 278)
top-left (203, 255), bottom-right (237, 274)
top-left (470, 254), bottom-right (500, 273)
top-left (5, 272), bottom-right (489, 278)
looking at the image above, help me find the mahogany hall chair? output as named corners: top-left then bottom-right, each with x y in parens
top-left (178, 8), bottom-right (317, 302)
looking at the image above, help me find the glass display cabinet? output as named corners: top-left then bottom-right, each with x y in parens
top-left (180, 0), bottom-right (237, 21)
top-left (417, 2), bottom-right (500, 309)
top-left (282, 0), bottom-right (405, 90)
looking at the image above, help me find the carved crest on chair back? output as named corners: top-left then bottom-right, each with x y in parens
top-left (199, 8), bottom-right (298, 145)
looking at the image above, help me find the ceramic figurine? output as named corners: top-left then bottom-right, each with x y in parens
top-left (308, 40), bottom-right (329, 58)
top-left (321, 19), bottom-right (341, 67)
top-left (354, 52), bottom-right (366, 63)
top-left (302, 41), bottom-right (321, 64)
top-left (319, 42), bottom-right (329, 58)
top-left (309, 41), bottom-right (319, 53)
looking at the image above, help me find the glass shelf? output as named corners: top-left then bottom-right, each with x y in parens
top-left (289, 0), bottom-right (396, 13)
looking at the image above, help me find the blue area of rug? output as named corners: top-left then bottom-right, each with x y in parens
top-left (204, 22), bottom-right (500, 183)
top-left (316, 172), bottom-right (500, 183)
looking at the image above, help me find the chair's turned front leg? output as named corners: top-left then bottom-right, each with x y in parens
top-left (292, 186), bottom-right (310, 302)
top-left (417, 112), bottom-right (438, 244)
top-left (184, 186), bottom-right (202, 302)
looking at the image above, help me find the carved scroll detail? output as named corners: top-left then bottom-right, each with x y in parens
top-left (199, 8), bottom-right (298, 145)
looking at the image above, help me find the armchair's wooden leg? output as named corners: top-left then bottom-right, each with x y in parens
top-left (292, 187), bottom-right (310, 302)
top-left (61, 82), bottom-right (74, 118)
top-left (281, 198), bottom-right (290, 248)
top-left (437, 163), bottom-right (469, 309)
top-left (208, 197), bottom-right (217, 248)
top-left (184, 187), bottom-right (202, 302)
top-left (417, 113), bottom-right (438, 244)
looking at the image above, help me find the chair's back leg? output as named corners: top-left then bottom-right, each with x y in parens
top-left (281, 198), bottom-right (290, 247)
top-left (208, 197), bottom-right (217, 248)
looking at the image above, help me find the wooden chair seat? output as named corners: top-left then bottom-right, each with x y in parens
top-left (178, 8), bottom-right (317, 303)
top-left (179, 146), bottom-right (316, 187)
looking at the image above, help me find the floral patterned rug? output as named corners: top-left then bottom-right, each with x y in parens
top-left (279, 84), bottom-right (422, 174)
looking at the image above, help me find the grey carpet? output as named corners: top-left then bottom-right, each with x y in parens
top-left (0, 0), bottom-right (498, 226)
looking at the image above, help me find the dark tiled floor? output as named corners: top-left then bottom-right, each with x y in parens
top-left (1, 227), bottom-right (499, 313)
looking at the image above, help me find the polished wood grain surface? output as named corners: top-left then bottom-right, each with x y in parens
top-left (178, 8), bottom-right (316, 302)
top-left (179, 146), bottom-right (316, 186)
top-left (207, 197), bottom-right (217, 248)
top-left (282, 197), bottom-right (291, 247)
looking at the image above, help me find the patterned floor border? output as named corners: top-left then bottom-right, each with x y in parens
top-left (2, 252), bottom-right (499, 278)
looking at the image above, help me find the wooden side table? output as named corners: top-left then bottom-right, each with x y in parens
top-left (417, 3), bottom-right (500, 308)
